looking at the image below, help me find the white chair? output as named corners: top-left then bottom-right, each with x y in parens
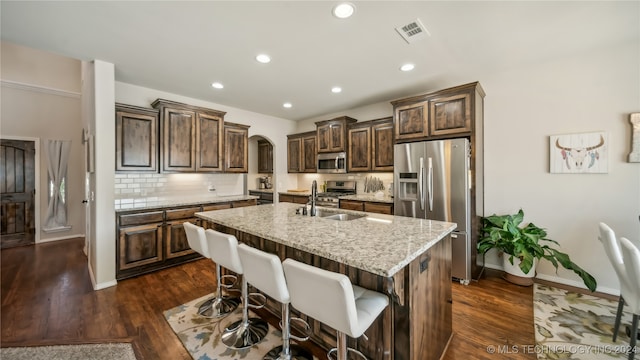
top-left (619, 237), bottom-right (640, 360)
top-left (183, 222), bottom-right (240, 318)
top-left (282, 258), bottom-right (389, 360)
top-left (237, 244), bottom-right (312, 360)
top-left (599, 222), bottom-right (629, 341)
top-left (205, 229), bottom-right (269, 349)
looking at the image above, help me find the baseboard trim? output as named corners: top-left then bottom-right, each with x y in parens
top-left (88, 263), bottom-right (117, 291)
top-left (37, 234), bottom-right (85, 243)
top-left (480, 262), bottom-right (619, 300)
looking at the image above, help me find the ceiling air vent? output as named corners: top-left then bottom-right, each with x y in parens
top-left (395, 18), bottom-right (430, 44)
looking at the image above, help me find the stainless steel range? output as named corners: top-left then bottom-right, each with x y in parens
top-left (315, 180), bottom-right (357, 208)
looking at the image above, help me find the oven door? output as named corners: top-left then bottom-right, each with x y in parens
top-left (317, 152), bottom-right (346, 174)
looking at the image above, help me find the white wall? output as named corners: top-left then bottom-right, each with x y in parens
top-left (91, 60), bottom-right (117, 289)
top-left (0, 41), bottom-right (84, 243)
top-left (481, 40), bottom-right (639, 294)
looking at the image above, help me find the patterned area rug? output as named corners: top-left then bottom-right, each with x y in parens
top-left (164, 293), bottom-right (317, 360)
top-left (0, 343), bottom-right (137, 360)
top-left (534, 284), bottom-right (638, 359)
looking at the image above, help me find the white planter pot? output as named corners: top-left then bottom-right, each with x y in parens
top-left (502, 255), bottom-right (537, 286)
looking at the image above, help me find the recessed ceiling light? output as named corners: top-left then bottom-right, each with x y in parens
top-left (400, 63), bottom-right (415, 72)
top-left (211, 82), bottom-right (224, 89)
top-left (283, 102), bottom-right (292, 108)
top-left (331, 86), bottom-right (342, 93)
top-left (256, 54), bottom-right (271, 63)
top-left (332, 3), bottom-right (355, 19)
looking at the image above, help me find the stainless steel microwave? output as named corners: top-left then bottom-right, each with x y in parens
top-left (317, 152), bottom-right (347, 173)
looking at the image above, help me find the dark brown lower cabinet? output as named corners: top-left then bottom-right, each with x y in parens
top-left (165, 206), bottom-right (200, 260)
top-left (116, 200), bottom-right (256, 280)
top-left (279, 194), bottom-right (309, 204)
top-left (339, 199), bottom-right (393, 215)
top-left (118, 222), bottom-right (163, 272)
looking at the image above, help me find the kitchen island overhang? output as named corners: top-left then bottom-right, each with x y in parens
top-left (196, 203), bottom-right (456, 360)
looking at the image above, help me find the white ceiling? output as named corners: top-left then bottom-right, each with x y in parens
top-left (1, 1), bottom-right (637, 121)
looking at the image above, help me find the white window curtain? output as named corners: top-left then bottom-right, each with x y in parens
top-left (44, 139), bottom-right (71, 231)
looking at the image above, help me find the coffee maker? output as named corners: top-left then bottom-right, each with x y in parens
top-left (258, 176), bottom-right (272, 189)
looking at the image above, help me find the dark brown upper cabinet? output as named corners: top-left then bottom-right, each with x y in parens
top-left (391, 82), bottom-right (484, 143)
top-left (347, 124), bottom-right (371, 172)
top-left (371, 119), bottom-right (394, 171)
top-left (196, 112), bottom-right (224, 172)
top-left (287, 131), bottom-right (316, 173)
top-left (115, 104), bottom-right (159, 172)
top-left (152, 99), bottom-right (225, 173)
top-left (257, 139), bottom-right (273, 174)
top-left (287, 135), bottom-right (302, 173)
top-left (316, 116), bottom-right (357, 153)
top-left (301, 132), bottom-right (317, 172)
top-left (224, 122), bottom-right (249, 173)
top-left (347, 117), bottom-right (394, 172)
top-left (393, 102), bottom-right (429, 141)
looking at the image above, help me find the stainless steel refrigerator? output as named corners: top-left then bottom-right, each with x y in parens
top-left (394, 138), bottom-right (472, 284)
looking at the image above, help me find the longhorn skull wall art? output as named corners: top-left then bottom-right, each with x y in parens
top-left (549, 131), bottom-right (608, 173)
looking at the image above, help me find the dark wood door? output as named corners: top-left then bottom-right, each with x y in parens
top-left (165, 218), bottom-right (197, 260)
top-left (394, 102), bottom-right (429, 141)
top-left (115, 104), bottom-right (158, 172)
top-left (1, 140), bottom-right (35, 248)
top-left (347, 126), bottom-right (371, 172)
top-left (224, 124), bottom-right (249, 173)
top-left (257, 140), bottom-right (273, 174)
top-left (429, 92), bottom-right (471, 136)
top-left (371, 120), bottom-right (394, 171)
top-left (301, 134), bottom-right (317, 173)
top-left (287, 137), bottom-right (301, 173)
top-left (118, 223), bottom-right (163, 271)
top-left (196, 112), bottom-right (223, 172)
top-left (317, 122), bottom-right (345, 153)
top-left (162, 108), bottom-right (196, 172)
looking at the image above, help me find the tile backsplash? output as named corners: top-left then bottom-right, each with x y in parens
top-left (114, 172), bottom-right (244, 205)
top-left (296, 172), bottom-right (393, 195)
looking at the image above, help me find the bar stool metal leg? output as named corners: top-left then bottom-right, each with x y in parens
top-left (263, 303), bottom-right (313, 360)
top-left (199, 263), bottom-right (240, 318)
top-left (327, 331), bottom-right (367, 360)
top-left (221, 276), bottom-right (269, 349)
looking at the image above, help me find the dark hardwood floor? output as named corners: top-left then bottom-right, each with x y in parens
top-left (2, 238), bottom-right (537, 359)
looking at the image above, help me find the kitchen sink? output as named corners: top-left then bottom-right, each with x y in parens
top-left (314, 209), bottom-right (366, 221)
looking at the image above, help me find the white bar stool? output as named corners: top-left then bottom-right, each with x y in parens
top-left (183, 222), bottom-right (240, 318)
top-left (282, 259), bottom-right (389, 360)
top-left (619, 237), bottom-right (640, 360)
top-left (205, 229), bottom-right (269, 349)
top-left (237, 243), bottom-right (313, 360)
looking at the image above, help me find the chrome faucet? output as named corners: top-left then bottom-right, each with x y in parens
top-left (310, 180), bottom-right (317, 216)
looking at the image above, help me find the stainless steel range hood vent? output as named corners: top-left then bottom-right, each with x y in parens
top-left (395, 18), bottom-right (430, 44)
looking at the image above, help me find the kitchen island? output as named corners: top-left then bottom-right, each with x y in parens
top-left (196, 203), bottom-right (456, 360)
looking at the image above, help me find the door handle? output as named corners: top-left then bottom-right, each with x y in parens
top-left (82, 200), bottom-right (88, 204)
top-left (418, 157), bottom-right (425, 211)
top-left (428, 157), bottom-right (433, 211)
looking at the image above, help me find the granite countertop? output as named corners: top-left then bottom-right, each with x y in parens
top-left (340, 193), bottom-right (394, 204)
top-left (196, 203), bottom-right (456, 277)
top-left (115, 194), bottom-right (259, 212)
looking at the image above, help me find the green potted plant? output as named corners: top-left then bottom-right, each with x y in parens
top-left (478, 209), bottom-right (597, 292)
